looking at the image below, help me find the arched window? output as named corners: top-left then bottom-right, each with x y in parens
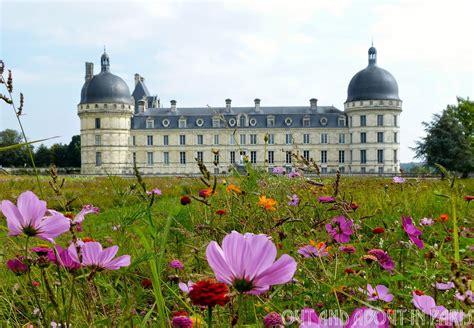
top-left (239, 115), bottom-right (246, 127)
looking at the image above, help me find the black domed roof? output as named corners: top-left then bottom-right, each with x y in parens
top-left (80, 52), bottom-right (132, 105)
top-left (346, 47), bottom-right (400, 102)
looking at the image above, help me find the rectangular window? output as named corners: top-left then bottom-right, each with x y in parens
top-left (338, 118), bottom-right (346, 127)
top-left (180, 151), bottom-right (186, 164)
top-left (163, 135), bottom-right (169, 146)
top-left (286, 151), bottom-right (292, 164)
top-left (377, 149), bottom-right (384, 163)
top-left (179, 119), bottom-right (187, 128)
top-left (230, 151), bottom-right (235, 164)
top-left (95, 152), bottom-right (102, 166)
top-left (321, 167), bottom-right (328, 174)
top-left (239, 151), bottom-right (246, 164)
top-left (361, 167), bottom-right (366, 174)
top-left (197, 135), bottom-right (203, 145)
top-left (350, 133), bottom-right (353, 144)
top-left (303, 150), bottom-right (310, 161)
top-left (267, 116), bottom-right (275, 127)
top-left (339, 166), bottom-right (345, 173)
top-left (303, 117), bottom-right (310, 127)
top-left (250, 151), bottom-right (257, 164)
top-left (212, 118), bottom-right (220, 128)
top-left (378, 167), bottom-right (384, 174)
top-left (360, 115), bottom-right (366, 127)
top-left (146, 120), bottom-right (154, 129)
top-left (394, 115), bottom-right (397, 127)
top-left (229, 135), bottom-right (235, 145)
top-left (320, 134), bottom-right (328, 144)
top-left (360, 150), bottom-right (367, 164)
top-left (132, 152), bottom-right (136, 165)
top-left (360, 132), bottom-right (366, 144)
top-left (339, 150), bottom-right (345, 164)
top-left (377, 115), bottom-right (384, 126)
top-left (394, 149), bottom-right (398, 163)
top-left (377, 132), bottom-right (384, 143)
top-left (180, 135), bottom-right (186, 145)
top-left (339, 133), bottom-right (345, 144)
top-left (214, 154), bottom-right (219, 164)
top-left (303, 134), bottom-right (310, 144)
top-left (163, 152), bottom-right (169, 165)
top-left (267, 134), bottom-right (275, 145)
top-left (147, 135), bottom-right (153, 146)
top-left (268, 151), bottom-right (274, 164)
top-left (95, 135), bottom-right (101, 146)
top-left (250, 134), bottom-right (257, 145)
top-left (394, 132), bottom-right (398, 143)
top-left (285, 134), bottom-right (292, 144)
top-left (240, 134), bottom-right (246, 145)
top-left (350, 150), bottom-right (353, 163)
top-left (95, 118), bottom-right (101, 129)
top-left (132, 135), bottom-right (136, 146)
top-left (197, 151), bottom-right (203, 162)
top-left (321, 150), bottom-right (327, 163)
top-left (214, 134), bottom-right (220, 145)
top-left (147, 152), bottom-right (153, 165)
top-left (349, 116), bottom-right (353, 127)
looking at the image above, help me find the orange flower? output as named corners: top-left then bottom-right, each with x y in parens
top-left (258, 195), bottom-right (277, 211)
top-left (82, 237), bottom-right (96, 243)
top-left (439, 214), bottom-right (449, 222)
top-left (226, 184), bottom-right (242, 194)
top-left (199, 188), bottom-right (213, 198)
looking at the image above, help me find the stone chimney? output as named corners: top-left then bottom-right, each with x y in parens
top-left (85, 62), bottom-right (94, 82)
top-left (309, 98), bottom-right (318, 111)
top-left (254, 98), bottom-right (261, 112)
top-left (170, 100), bottom-right (177, 112)
top-left (225, 98), bottom-right (232, 112)
top-left (134, 73), bottom-right (141, 86)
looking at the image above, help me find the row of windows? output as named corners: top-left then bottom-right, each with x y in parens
top-left (349, 115), bottom-right (398, 127)
top-left (96, 149), bottom-right (398, 167)
top-left (83, 104), bottom-right (132, 111)
top-left (348, 100), bottom-right (400, 107)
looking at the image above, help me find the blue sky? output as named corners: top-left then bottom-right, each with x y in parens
top-left (1, 0), bottom-right (472, 162)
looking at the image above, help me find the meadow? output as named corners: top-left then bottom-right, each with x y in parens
top-left (0, 167), bottom-right (472, 328)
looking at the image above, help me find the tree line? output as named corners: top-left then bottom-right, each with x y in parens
top-left (0, 129), bottom-right (81, 168)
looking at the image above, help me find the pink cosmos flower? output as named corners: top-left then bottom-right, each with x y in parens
top-left (68, 241), bottom-right (130, 271)
top-left (298, 242), bottom-right (330, 258)
top-left (319, 197), bottom-right (336, 203)
top-left (420, 218), bottom-right (434, 226)
top-left (411, 291), bottom-right (464, 325)
top-left (48, 245), bottom-right (80, 271)
top-left (393, 176), bottom-right (405, 184)
top-left (359, 284), bottom-right (394, 302)
top-left (0, 191), bottom-right (70, 243)
top-left (272, 167), bottom-right (286, 175)
top-left (206, 231), bottom-right (297, 294)
top-left (339, 245), bottom-right (356, 254)
top-left (288, 171), bottom-right (301, 178)
top-left (367, 249), bottom-right (395, 273)
top-left (288, 194), bottom-right (300, 206)
top-left (178, 280), bottom-right (194, 294)
top-left (169, 259), bottom-right (184, 270)
top-left (6, 258), bottom-right (28, 275)
top-left (72, 204), bottom-right (100, 225)
top-left (326, 216), bottom-right (353, 243)
top-left (454, 290), bottom-right (473, 302)
top-left (345, 307), bottom-right (389, 328)
top-left (402, 215), bottom-right (424, 249)
top-left (434, 281), bottom-right (455, 291)
top-left (299, 308), bottom-right (344, 328)
top-left (146, 188), bottom-right (162, 196)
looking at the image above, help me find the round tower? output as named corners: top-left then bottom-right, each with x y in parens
top-left (345, 45), bottom-right (402, 174)
top-left (77, 51), bottom-right (133, 174)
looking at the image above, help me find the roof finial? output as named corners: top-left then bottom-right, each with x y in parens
top-left (371, 37), bottom-right (374, 47)
top-left (104, 45), bottom-right (106, 54)
top-left (368, 41), bottom-right (377, 65)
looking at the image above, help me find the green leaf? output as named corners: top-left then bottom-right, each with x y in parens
top-left (0, 136), bottom-right (59, 151)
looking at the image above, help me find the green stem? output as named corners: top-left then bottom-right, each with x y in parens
top-left (451, 193), bottom-right (460, 266)
top-left (66, 275), bottom-right (76, 327)
top-left (237, 293), bottom-right (245, 328)
top-left (25, 236), bottom-right (46, 324)
top-left (207, 306), bottom-right (213, 328)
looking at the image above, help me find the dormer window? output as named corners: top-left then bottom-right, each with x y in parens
top-left (338, 116), bottom-right (346, 127)
top-left (267, 115), bottom-right (275, 127)
top-left (146, 119), bottom-right (154, 129)
top-left (303, 116), bottom-right (310, 127)
top-left (212, 117), bottom-right (221, 128)
top-left (178, 117), bottom-right (187, 128)
top-left (239, 114), bottom-right (247, 127)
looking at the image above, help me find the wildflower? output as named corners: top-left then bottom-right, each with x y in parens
top-left (31, 245), bottom-right (50, 256)
top-left (47, 245), bottom-right (80, 271)
top-left (178, 280), bottom-right (194, 293)
top-left (263, 312), bottom-right (283, 327)
top-left (411, 291), bottom-right (464, 324)
top-left (198, 188), bottom-right (213, 198)
top-left (300, 308), bottom-right (320, 326)
top-left (146, 188), bottom-right (162, 196)
top-left (402, 215), bottom-right (424, 249)
top-left (258, 195), bottom-right (277, 211)
top-left (325, 216), bottom-right (353, 243)
top-left (172, 315), bottom-right (193, 328)
top-left (287, 171), bottom-right (301, 178)
top-left (393, 176), bottom-right (405, 184)
top-left (372, 227), bottom-right (385, 234)
top-left (141, 279), bottom-right (152, 289)
top-left (287, 194), bottom-right (300, 206)
top-left (344, 268), bottom-right (356, 274)
top-left (367, 249), bottom-right (395, 273)
top-left (434, 282), bottom-right (455, 291)
top-left (345, 307), bottom-right (389, 328)
top-left (339, 245), bottom-right (356, 254)
top-left (0, 191), bottom-right (70, 243)
top-left (71, 204), bottom-right (100, 224)
top-left (298, 242), bottom-right (331, 258)
top-left (206, 231), bottom-right (297, 294)
top-left (272, 167), bottom-right (285, 175)
top-left (68, 241), bottom-right (130, 271)
top-left (226, 184), bottom-right (241, 194)
top-left (318, 196), bottom-right (336, 203)
top-left (350, 202), bottom-right (359, 210)
top-left (455, 290), bottom-right (473, 302)
top-left (180, 196), bottom-right (192, 205)
top-left (6, 258), bottom-right (28, 275)
top-left (188, 279), bottom-right (230, 307)
top-left (359, 284), bottom-right (394, 302)
top-left (463, 195), bottom-right (474, 202)
top-left (439, 214), bottom-right (449, 222)
top-left (215, 209), bottom-right (226, 216)
top-left (32, 281), bottom-right (40, 288)
top-left (420, 218), bottom-right (434, 226)
top-left (169, 259), bottom-right (184, 270)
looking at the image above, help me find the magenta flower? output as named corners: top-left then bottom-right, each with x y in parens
top-left (272, 167), bottom-right (286, 175)
top-left (263, 312), bottom-right (283, 327)
top-left (288, 194), bottom-right (300, 206)
top-left (0, 191), bottom-right (70, 243)
top-left (345, 307), bottom-right (389, 328)
top-left (172, 315), bottom-right (193, 328)
top-left (48, 245), bottom-right (80, 271)
top-left (298, 243), bottom-right (330, 258)
top-left (367, 249), bottom-right (395, 273)
top-left (318, 197), bottom-right (336, 203)
top-left (402, 215), bottom-right (424, 249)
top-left (178, 280), bottom-right (194, 294)
top-left (393, 176), bottom-right (405, 184)
top-left (287, 171), bottom-right (301, 178)
top-left (326, 216), bottom-right (353, 243)
top-left (411, 291), bottom-right (464, 324)
top-left (206, 231), bottom-right (297, 294)
top-left (169, 259), bottom-right (184, 270)
top-left (31, 245), bottom-right (50, 256)
top-left (6, 258), bottom-right (28, 275)
top-left (72, 204), bottom-right (100, 224)
top-left (300, 308), bottom-right (320, 327)
top-left (420, 217), bottom-right (434, 226)
top-left (463, 195), bottom-right (474, 202)
top-left (68, 241), bottom-right (130, 271)
top-left (359, 284), bottom-right (394, 302)
top-left (339, 245), bottom-right (356, 254)
top-left (434, 281), bottom-right (455, 291)
top-left (455, 290), bottom-right (473, 302)
top-left (146, 188), bottom-right (162, 196)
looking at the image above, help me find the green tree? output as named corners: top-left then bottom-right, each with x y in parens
top-left (414, 97), bottom-right (474, 177)
top-left (0, 129), bottom-right (30, 167)
top-left (66, 135), bottom-right (81, 167)
top-left (34, 144), bottom-right (52, 167)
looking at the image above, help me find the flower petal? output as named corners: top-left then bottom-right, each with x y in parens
top-left (81, 242), bottom-right (103, 266)
top-left (222, 231), bottom-right (249, 279)
top-left (206, 241), bottom-right (233, 284)
top-left (244, 233), bottom-right (276, 280)
top-left (17, 191), bottom-right (47, 228)
top-left (36, 213), bottom-right (70, 243)
top-left (99, 245), bottom-right (119, 265)
top-left (0, 200), bottom-right (24, 235)
top-left (254, 254), bottom-right (296, 288)
top-left (104, 255), bottom-right (130, 270)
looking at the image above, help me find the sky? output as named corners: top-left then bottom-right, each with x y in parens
top-left (0, 0), bottom-right (473, 162)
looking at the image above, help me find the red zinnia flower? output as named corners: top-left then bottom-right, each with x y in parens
top-left (414, 289), bottom-right (424, 296)
top-left (373, 227), bottom-right (385, 234)
top-left (141, 279), bottom-right (153, 289)
top-left (464, 195), bottom-right (474, 202)
top-left (439, 214), bottom-right (449, 222)
top-left (199, 188), bottom-right (213, 198)
top-left (180, 196), bottom-right (192, 206)
top-left (216, 209), bottom-right (226, 216)
top-left (188, 279), bottom-right (230, 307)
top-left (350, 203), bottom-right (359, 210)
